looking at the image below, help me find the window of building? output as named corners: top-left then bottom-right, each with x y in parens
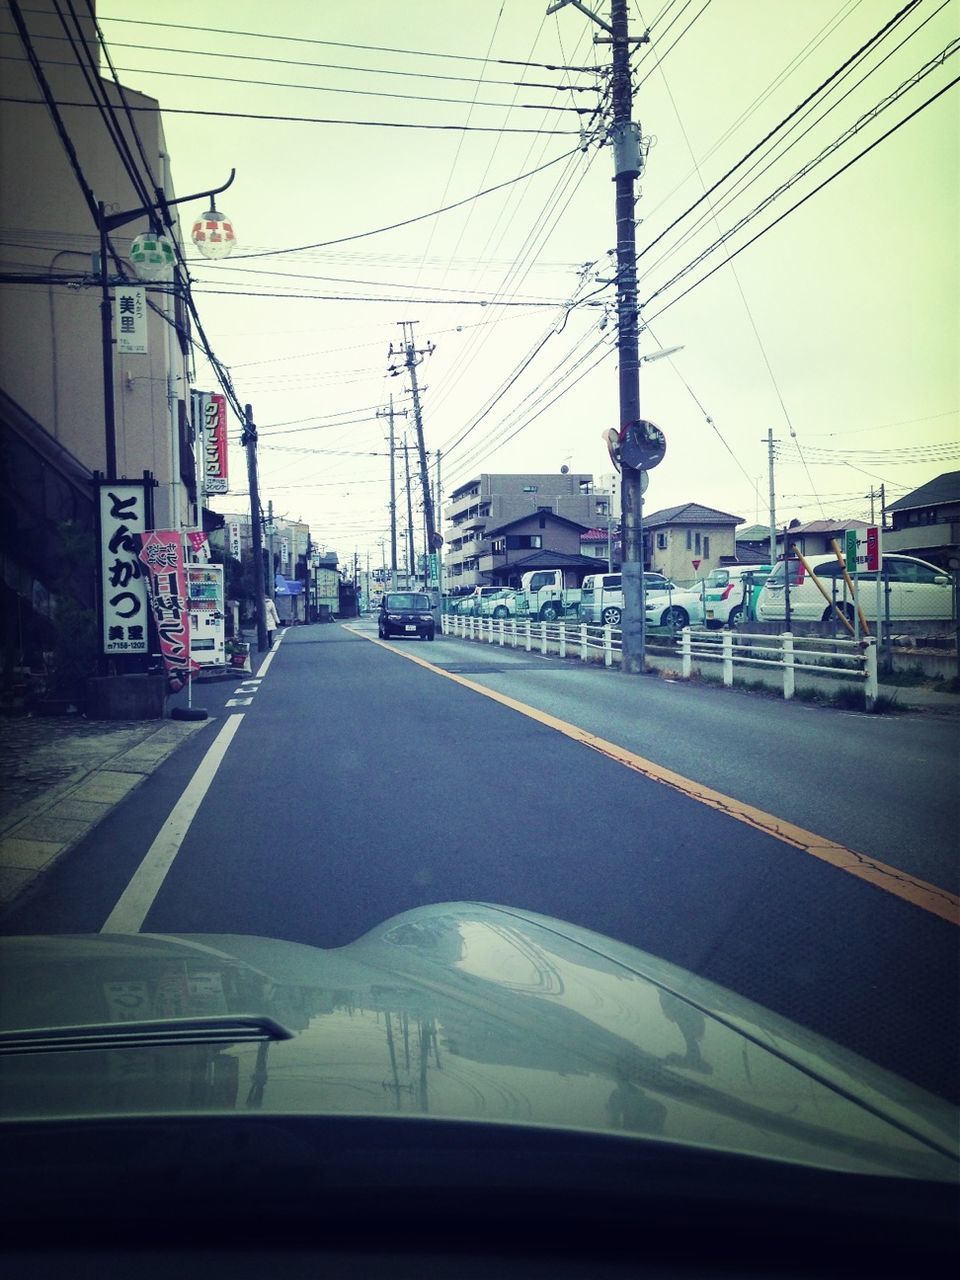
top-left (686, 530), bottom-right (692, 550)
top-left (703, 535), bottom-right (710, 558)
top-left (656, 532), bottom-right (668, 550)
top-left (695, 531), bottom-right (701, 554)
top-left (492, 539), bottom-right (505, 554)
top-left (597, 500), bottom-right (608, 516)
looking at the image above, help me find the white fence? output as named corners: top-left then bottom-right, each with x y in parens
top-left (441, 613), bottom-right (879, 706)
top-left (679, 628), bottom-right (878, 705)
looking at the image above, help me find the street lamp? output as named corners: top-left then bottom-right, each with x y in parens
top-left (98, 169), bottom-right (236, 479)
top-left (191, 194), bottom-right (236, 260)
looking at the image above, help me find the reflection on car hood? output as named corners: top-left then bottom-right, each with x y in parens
top-left (0, 902), bottom-right (955, 1179)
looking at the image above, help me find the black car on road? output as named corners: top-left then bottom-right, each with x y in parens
top-left (378, 591), bottom-right (436, 641)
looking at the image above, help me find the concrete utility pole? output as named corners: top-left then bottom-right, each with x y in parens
top-left (267, 499), bottom-right (276, 598)
top-left (403, 435), bottom-right (416, 581)
top-left (377, 396), bottom-right (407, 589)
top-left (390, 322), bottom-right (437, 579)
top-left (242, 404), bottom-right (268, 652)
top-left (553, 0), bottom-right (648, 671)
top-left (766, 429), bottom-right (778, 565)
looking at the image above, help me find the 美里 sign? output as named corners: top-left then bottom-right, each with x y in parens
top-left (115, 286), bottom-right (147, 355)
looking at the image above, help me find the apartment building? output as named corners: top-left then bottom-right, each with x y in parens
top-left (444, 473), bottom-right (610, 589)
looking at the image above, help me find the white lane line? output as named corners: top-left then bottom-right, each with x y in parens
top-left (255, 630), bottom-right (284, 678)
top-left (226, 697), bottom-right (254, 706)
top-left (100, 713), bottom-right (245, 935)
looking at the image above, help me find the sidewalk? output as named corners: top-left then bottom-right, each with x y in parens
top-left (0, 714), bottom-right (207, 910)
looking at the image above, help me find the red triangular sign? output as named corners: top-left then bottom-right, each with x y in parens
top-left (692, 559), bottom-right (701, 569)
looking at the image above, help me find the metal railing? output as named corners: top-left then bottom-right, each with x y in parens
top-left (443, 613), bottom-right (623, 666)
top-left (679, 627), bottom-right (878, 706)
top-left (440, 614), bottom-right (879, 705)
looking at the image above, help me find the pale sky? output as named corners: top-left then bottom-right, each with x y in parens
top-left (95, 0), bottom-right (960, 561)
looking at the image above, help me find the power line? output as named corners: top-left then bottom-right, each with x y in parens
top-left (0, 52), bottom-right (594, 113)
top-left (635, 0), bottom-right (924, 274)
top-left (0, 95), bottom-right (581, 133)
top-left (84, 11), bottom-right (595, 70)
top-left (642, 70), bottom-right (959, 319)
top-left (0, 32), bottom-right (597, 91)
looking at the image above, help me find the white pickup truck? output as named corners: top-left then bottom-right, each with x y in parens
top-left (482, 569), bottom-right (581, 622)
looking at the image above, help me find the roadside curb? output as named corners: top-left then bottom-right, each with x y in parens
top-left (0, 716), bottom-right (210, 910)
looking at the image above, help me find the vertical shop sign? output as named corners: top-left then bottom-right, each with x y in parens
top-left (228, 520), bottom-right (242, 559)
top-left (115, 285), bottom-right (147, 354)
top-left (202, 392), bottom-right (228, 494)
top-left (138, 531), bottom-right (198, 692)
top-left (99, 482), bottom-right (149, 654)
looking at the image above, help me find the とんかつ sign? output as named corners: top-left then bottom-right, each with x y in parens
top-left (99, 482), bottom-right (150, 655)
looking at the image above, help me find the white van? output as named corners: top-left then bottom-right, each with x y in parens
top-left (755, 553), bottom-right (953, 625)
top-left (578, 572), bottom-right (672, 625)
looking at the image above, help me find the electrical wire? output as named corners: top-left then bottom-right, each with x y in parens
top-left (0, 52), bottom-right (593, 113)
top-left (635, 0), bottom-right (923, 274)
top-left (83, 11), bottom-right (596, 70)
top-left (0, 30), bottom-right (596, 90)
top-left (0, 95), bottom-right (581, 133)
top-left (642, 70), bottom-right (959, 320)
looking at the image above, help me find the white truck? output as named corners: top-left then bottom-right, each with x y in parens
top-left (482, 569), bottom-right (581, 622)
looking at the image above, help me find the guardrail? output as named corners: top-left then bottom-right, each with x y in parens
top-left (443, 613), bottom-right (623, 665)
top-left (679, 628), bottom-right (878, 706)
top-left (441, 614), bottom-right (879, 706)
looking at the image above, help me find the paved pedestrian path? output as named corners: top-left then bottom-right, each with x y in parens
top-left (0, 715), bottom-right (205, 908)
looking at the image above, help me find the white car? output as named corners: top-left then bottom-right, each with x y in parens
top-left (645, 585), bottom-right (706, 629)
top-left (703, 564), bottom-right (770, 628)
top-left (755, 553), bottom-right (953, 624)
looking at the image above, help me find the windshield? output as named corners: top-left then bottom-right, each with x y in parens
top-left (1, 0), bottom-right (957, 1242)
top-left (384, 594), bottom-right (431, 609)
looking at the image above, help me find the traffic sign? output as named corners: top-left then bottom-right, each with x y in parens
top-left (691, 559), bottom-right (701, 570)
top-left (845, 525), bottom-right (882, 574)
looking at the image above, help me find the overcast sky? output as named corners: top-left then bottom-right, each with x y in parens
top-left (95, 0), bottom-right (959, 561)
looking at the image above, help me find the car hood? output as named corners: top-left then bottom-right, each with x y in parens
top-left (0, 902), bottom-right (955, 1179)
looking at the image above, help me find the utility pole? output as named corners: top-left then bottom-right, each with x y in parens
top-left (242, 404), bottom-right (268, 652)
top-left (266, 499), bottom-right (276, 598)
top-left (390, 322), bottom-right (437, 585)
top-left (553, 0), bottom-right (648, 671)
top-left (377, 397), bottom-right (406, 589)
top-left (766, 429), bottom-right (778, 565)
top-left (403, 435), bottom-right (415, 582)
top-left (435, 447), bottom-right (444, 603)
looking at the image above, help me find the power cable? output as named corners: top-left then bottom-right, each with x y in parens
top-left (639, 0), bottom-right (953, 281)
top-left (0, 96), bottom-right (580, 134)
top-left (634, 1), bottom-right (923, 273)
top-left (0, 30), bottom-right (596, 90)
top-left (0, 51), bottom-right (593, 112)
top-left (82, 12), bottom-right (597, 70)
top-left (641, 68), bottom-right (959, 317)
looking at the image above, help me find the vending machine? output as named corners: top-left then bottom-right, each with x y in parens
top-left (186, 564), bottom-right (225, 668)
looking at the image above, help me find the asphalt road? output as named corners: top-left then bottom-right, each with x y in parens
top-left (4, 622), bottom-right (958, 1101)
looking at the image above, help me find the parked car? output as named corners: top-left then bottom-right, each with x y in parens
top-left (703, 564), bottom-right (770, 628)
top-left (378, 591), bottom-right (436, 640)
top-left (462, 586), bottom-right (508, 617)
top-left (755, 553), bottom-right (954, 625)
top-left (645, 583), bottom-right (706, 629)
top-left (578, 572), bottom-right (673, 625)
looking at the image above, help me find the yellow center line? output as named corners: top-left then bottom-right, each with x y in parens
top-left (343, 624), bottom-right (959, 926)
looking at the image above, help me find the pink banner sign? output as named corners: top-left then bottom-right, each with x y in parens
top-left (202, 393), bottom-right (228, 494)
top-left (138, 531), bottom-right (199, 693)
